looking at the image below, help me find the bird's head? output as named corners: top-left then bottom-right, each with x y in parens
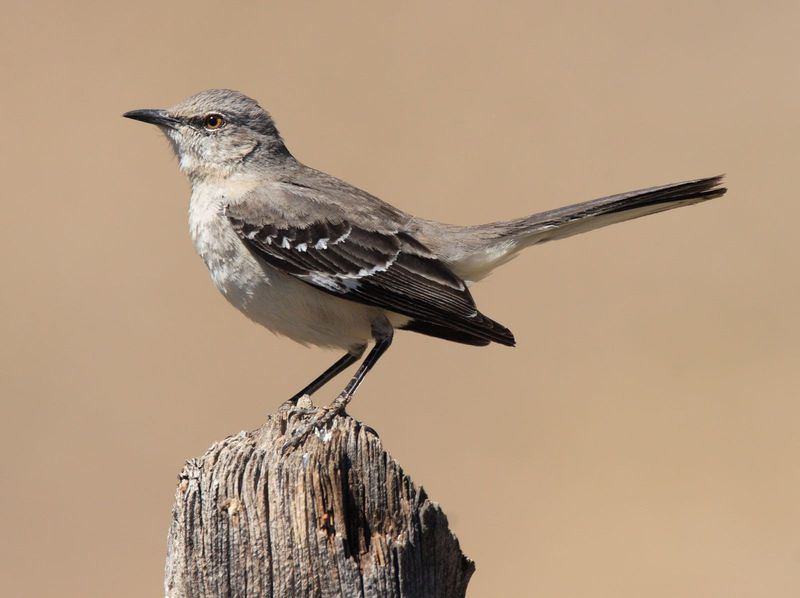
top-left (124, 89), bottom-right (288, 181)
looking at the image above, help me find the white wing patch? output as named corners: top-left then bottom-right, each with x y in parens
top-left (303, 273), bottom-right (343, 291)
top-left (331, 227), bottom-right (351, 245)
top-left (296, 248), bottom-right (401, 294)
top-left (353, 252), bottom-right (399, 278)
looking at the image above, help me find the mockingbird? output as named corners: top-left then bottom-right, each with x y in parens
top-left (124, 89), bottom-right (726, 449)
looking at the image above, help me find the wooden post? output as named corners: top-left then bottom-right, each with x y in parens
top-left (165, 400), bottom-right (474, 597)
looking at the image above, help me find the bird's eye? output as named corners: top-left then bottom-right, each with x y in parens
top-left (203, 114), bottom-right (225, 130)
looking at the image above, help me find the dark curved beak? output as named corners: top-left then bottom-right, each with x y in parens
top-left (123, 108), bottom-right (180, 128)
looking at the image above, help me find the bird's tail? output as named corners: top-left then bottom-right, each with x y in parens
top-left (447, 175), bottom-right (727, 281)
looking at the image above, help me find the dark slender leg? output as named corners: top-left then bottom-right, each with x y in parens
top-left (322, 326), bottom-right (393, 415)
top-left (285, 345), bottom-right (366, 405)
top-left (282, 320), bottom-right (394, 452)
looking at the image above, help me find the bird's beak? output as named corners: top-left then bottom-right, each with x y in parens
top-left (123, 108), bottom-right (181, 128)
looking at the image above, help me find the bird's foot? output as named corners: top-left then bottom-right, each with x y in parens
top-left (281, 393), bottom-right (351, 454)
top-left (278, 393), bottom-right (315, 415)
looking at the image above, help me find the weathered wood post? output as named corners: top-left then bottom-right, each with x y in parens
top-left (165, 400), bottom-right (474, 597)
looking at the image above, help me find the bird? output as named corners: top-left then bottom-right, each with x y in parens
top-left (124, 89), bottom-right (726, 449)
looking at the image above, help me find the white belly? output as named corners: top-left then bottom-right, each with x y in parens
top-left (188, 187), bottom-right (406, 349)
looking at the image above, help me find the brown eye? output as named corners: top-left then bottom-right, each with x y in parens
top-left (204, 113), bottom-right (225, 130)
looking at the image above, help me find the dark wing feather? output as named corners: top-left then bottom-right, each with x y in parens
top-left (227, 210), bottom-right (514, 346)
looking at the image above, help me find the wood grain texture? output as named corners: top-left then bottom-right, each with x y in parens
top-left (165, 404), bottom-right (474, 597)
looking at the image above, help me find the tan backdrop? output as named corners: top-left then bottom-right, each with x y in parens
top-left (2, 1), bottom-right (798, 596)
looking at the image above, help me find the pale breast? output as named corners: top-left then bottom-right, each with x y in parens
top-left (187, 185), bottom-right (403, 349)
top-left (188, 187), bottom-right (262, 304)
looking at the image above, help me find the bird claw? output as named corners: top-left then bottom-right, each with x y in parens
top-left (280, 420), bottom-right (322, 455)
top-left (279, 405), bottom-right (316, 418)
top-left (278, 393), bottom-right (315, 413)
top-left (280, 427), bottom-right (312, 455)
top-left (280, 402), bottom-right (346, 455)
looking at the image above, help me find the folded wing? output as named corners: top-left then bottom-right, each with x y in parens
top-left (227, 205), bottom-right (515, 347)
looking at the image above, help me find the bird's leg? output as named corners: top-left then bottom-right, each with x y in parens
top-left (282, 320), bottom-right (393, 452)
top-left (281, 344), bottom-right (367, 411)
top-left (322, 326), bottom-right (393, 419)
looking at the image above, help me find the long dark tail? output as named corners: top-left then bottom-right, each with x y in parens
top-left (510, 175), bottom-right (727, 244)
top-left (448, 175), bottom-right (727, 281)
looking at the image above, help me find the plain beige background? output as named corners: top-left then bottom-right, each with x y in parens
top-left (2, 1), bottom-right (798, 596)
